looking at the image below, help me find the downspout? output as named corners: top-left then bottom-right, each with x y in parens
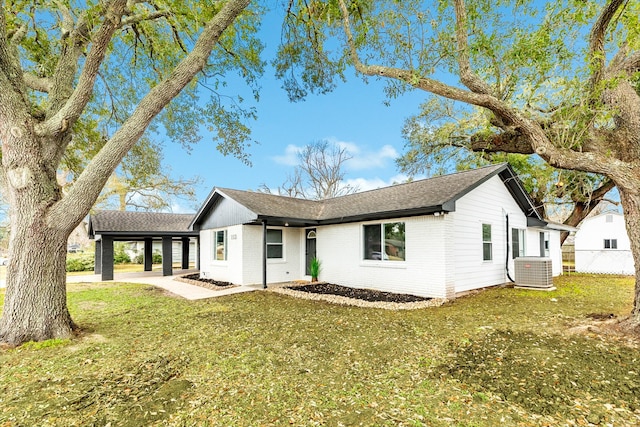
top-left (505, 213), bottom-right (515, 283)
top-left (262, 220), bottom-right (268, 289)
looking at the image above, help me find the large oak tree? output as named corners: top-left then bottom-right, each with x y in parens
top-left (397, 98), bottom-right (616, 243)
top-left (279, 0), bottom-right (640, 321)
top-left (0, 0), bottom-right (262, 345)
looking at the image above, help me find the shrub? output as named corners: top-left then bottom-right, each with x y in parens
top-left (113, 250), bottom-right (131, 264)
top-left (66, 253), bottom-right (95, 272)
top-left (132, 252), bottom-right (162, 264)
top-left (112, 242), bottom-right (131, 264)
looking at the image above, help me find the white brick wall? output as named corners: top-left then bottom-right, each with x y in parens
top-left (241, 225), bottom-right (302, 285)
top-left (199, 224), bottom-right (244, 284)
top-left (315, 215), bottom-right (449, 298)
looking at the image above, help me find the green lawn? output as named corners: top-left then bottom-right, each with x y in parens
top-left (1, 274), bottom-right (638, 426)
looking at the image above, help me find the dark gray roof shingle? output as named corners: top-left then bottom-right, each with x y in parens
top-left (320, 163), bottom-right (505, 220)
top-left (193, 163), bottom-right (537, 226)
top-left (216, 188), bottom-right (322, 220)
top-left (89, 211), bottom-right (196, 236)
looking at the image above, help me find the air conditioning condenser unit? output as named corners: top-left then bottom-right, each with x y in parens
top-left (514, 257), bottom-right (555, 290)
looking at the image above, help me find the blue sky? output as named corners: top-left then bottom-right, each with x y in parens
top-left (165, 74), bottom-right (427, 211)
top-left (161, 11), bottom-right (429, 213)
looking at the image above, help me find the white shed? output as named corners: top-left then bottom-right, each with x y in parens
top-left (574, 212), bottom-right (634, 275)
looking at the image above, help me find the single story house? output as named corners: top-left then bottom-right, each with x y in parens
top-left (574, 212), bottom-right (634, 275)
top-left (189, 163), bottom-right (570, 299)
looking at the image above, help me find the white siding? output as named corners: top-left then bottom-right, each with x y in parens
top-left (315, 215), bottom-right (449, 298)
top-left (452, 175), bottom-right (528, 292)
top-left (199, 224), bottom-right (244, 284)
top-left (241, 225), bottom-right (302, 285)
top-left (575, 213), bottom-right (634, 274)
top-left (524, 228), bottom-right (563, 277)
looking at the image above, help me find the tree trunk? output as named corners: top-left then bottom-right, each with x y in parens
top-left (0, 124), bottom-right (76, 345)
top-left (0, 212), bottom-right (74, 345)
top-left (619, 187), bottom-right (640, 322)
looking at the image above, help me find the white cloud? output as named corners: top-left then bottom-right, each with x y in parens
top-left (169, 202), bottom-right (194, 214)
top-left (272, 139), bottom-right (399, 171)
top-left (343, 143), bottom-right (398, 171)
top-left (272, 144), bottom-right (303, 166)
top-left (344, 173), bottom-right (414, 193)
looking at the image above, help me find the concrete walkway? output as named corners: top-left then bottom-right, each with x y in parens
top-left (2, 270), bottom-right (260, 301)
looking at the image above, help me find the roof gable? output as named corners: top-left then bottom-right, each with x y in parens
top-left (190, 163), bottom-right (542, 228)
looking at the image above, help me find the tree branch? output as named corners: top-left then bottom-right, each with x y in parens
top-left (120, 10), bottom-right (172, 28)
top-left (49, 0), bottom-right (251, 229)
top-left (0, 12), bottom-right (28, 117)
top-left (613, 49), bottom-right (640, 74)
top-left (53, 0), bottom-right (74, 39)
top-left (36, 0), bottom-right (127, 138)
top-left (452, 0), bottom-right (493, 95)
top-left (470, 129), bottom-right (535, 154)
top-left (589, 0), bottom-right (626, 89)
top-left (23, 72), bottom-right (51, 93)
top-left (337, 0), bottom-right (636, 177)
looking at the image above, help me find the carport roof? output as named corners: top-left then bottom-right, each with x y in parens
top-left (88, 210), bottom-right (198, 239)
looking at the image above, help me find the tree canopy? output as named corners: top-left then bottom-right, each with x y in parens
top-left (0, 0), bottom-right (261, 345)
top-left (396, 97), bottom-right (616, 240)
top-left (278, 0), bottom-right (640, 320)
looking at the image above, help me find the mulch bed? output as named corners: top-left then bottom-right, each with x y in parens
top-left (174, 273), bottom-right (237, 291)
top-left (286, 282), bottom-right (431, 303)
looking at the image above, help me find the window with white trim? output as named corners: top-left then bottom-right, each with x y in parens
top-left (512, 228), bottom-right (525, 259)
top-left (213, 230), bottom-right (227, 260)
top-left (267, 229), bottom-right (283, 259)
top-left (482, 224), bottom-right (492, 261)
top-left (604, 238), bottom-right (618, 249)
top-left (363, 222), bottom-right (405, 261)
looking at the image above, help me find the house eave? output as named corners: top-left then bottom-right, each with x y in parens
top-left (91, 231), bottom-right (199, 240)
top-left (252, 205), bottom-right (452, 227)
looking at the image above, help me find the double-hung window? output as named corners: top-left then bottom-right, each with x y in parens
top-left (213, 230), bottom-right (227, 261)
top-left (482, 224), bottom-right (492, 261)
top-left (363, 222), bottom-right (405, 261)
top-left (604, 239), bottom-right (618, 249)
top-left (267, 229), bottom-right (284, 259)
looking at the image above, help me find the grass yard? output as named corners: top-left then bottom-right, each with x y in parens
top-left (1, 274), bottom-right (639, 426)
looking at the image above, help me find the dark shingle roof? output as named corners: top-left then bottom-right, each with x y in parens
top-left (192, 163), bottom-right (540, 227)
top-left (320, 163), bottom-right (507, 220)
top-left (88, 211), bottom-right (197, 238)
top-left (216, 188), bottom-right (322, 221)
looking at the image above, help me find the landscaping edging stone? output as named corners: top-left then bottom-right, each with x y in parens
top-left (174, 274), bottom-right (238, 291)
top-left (270, 282), bottom-right (447, 310)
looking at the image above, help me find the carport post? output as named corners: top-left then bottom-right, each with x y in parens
top-left (262, 220), bottom-right (267, 289)
top-left (196, 236), bottom-right (200, 270)
top-left (162, 236), bottom-right (173, 276)
top-left (94, 240), bottom-right (102, 274)
top-left (143, 237), bottom-right (153, 271)
top-left (181, 237), bottom-right (190, 269)
top-left (101, 236), bottom-right (114, 281)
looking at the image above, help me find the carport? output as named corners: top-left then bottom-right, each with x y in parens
top-left (87, 211), bottom-right (199, 281)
